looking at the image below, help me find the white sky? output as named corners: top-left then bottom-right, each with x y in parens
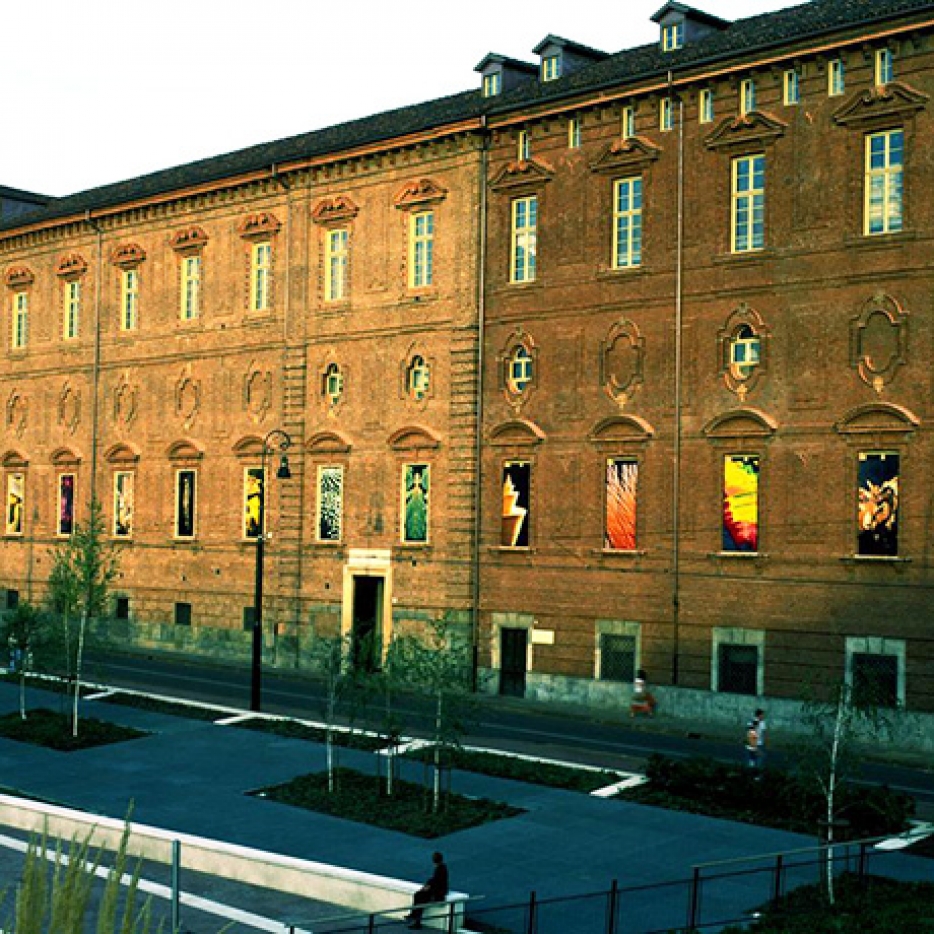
top-left (5, 0), bottom-right (795, 198)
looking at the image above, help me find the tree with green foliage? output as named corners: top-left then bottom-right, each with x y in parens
top-left (394, 618), bottom-right (474, 813)
top-left (46, 500), bottom-right (120, 738)
top-left (2, 601), bottom-right (59, 720)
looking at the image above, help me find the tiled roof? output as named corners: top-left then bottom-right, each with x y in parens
top-left (3, 0), bottom-right (933, 235)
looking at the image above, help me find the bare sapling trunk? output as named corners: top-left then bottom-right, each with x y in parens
top-left (72, 610), bottom-right (89, 738)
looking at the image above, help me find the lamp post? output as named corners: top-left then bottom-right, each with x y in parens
top-left (251, 428), bottom-right (292, 712)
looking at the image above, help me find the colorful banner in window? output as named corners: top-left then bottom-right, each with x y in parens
top-left (403, 464), bottom-right (430, 543)
top-left (244, 467), bottom-right (264, 539)
top-left (501, 461), bottom-right (530, 548)
top-left (723, 455), bottom-right (759, 552)
top-left (113, 471), bottom-right (134, 538)
top-left (175, 469), bottom-right (196, 538)
top-left (858, 452), bottom-right (898, 556)
top-left (58, 473), bottom-right (75, 536)
top-left (605, 458), bottom-right (638, 550)
top-left (318, 466), bottom-right (343, 542)
top-left (5, 473), bottom-right (24, 536)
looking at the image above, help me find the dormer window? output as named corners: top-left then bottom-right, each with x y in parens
top-left (483, 72), bottom-right (502, 97)
top-left (542, 54), bottom-right (560, 81)
top-left (662, 21), bottom-right (684, 51)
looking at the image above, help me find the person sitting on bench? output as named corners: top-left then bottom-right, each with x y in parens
top-left (406, 851), bottom-right (449, 929)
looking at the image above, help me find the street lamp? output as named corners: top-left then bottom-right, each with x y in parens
top-left (251, 428), bottom-right (292, 712)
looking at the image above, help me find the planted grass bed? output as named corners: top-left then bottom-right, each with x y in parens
top-left (0, 708), bottom-right (147, 751)
top-left (619, 754), bottom-right (913, 838)
top-left (253, 766), bottom-right (523, 838)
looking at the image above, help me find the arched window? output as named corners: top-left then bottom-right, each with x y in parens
top-left (407, 355), bottom-right (430, 401)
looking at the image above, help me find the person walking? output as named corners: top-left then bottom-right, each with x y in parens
top-left (744, 708), bottom-right (767, 772)
top-left (405, 851), bottom-right (449, 929)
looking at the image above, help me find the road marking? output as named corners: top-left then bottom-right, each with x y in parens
top-left (875, 820), bottom-right (934, 851)
top-left (591, 775), bottom-right (649, 797)
top-left (0, 832), bottom-right (302, 933)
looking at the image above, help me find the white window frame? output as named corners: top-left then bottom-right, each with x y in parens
top-left (63, 280), bottom-right (80, 340)
top-left (509, 195), bottom-right (537, 284)
top-left (875, 48), bottom-right (893, 86)
top-left (828, 58), bottom-right (845, 96)
top-left (783, 69), bottom-right (799, 105)
top-left (113, 470), bottom-right (135, 538)
top-left (612, 176), bottom-right (643, 269)
top-left (325, 228), bottom-right (349, 302)
top-left (250, 241), bottom-right (271, 311)
top-left (408, 211), bottom-right (434, 289)
top-left (120, 269), bottom-right (139, 331)
top-left (731, 153), bottom-right (765, 253)
top-left (864, 129), bottom-right (903, 236)
top-left (180, 255), bottom-right (201, 320)
top-left (699, 88), bottom-right (714, 124)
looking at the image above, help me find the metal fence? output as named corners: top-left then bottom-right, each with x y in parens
top-left (286, 837), bottom-right (931, 934)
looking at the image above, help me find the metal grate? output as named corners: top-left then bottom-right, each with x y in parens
top-left (852, 652), bottom-right (898, 707)
top-left (717, 643), bottom-right (758, 695)
top-left (174, 602), bottom-right (192, 627)
top-left (600, 633), bottom-right (636, 683)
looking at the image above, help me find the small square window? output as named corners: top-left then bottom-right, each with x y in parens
top-left (175, 602), bottom-right (192, 627)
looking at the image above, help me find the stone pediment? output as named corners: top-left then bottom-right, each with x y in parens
top-left (589, 415), bottom-right (655, 445)
top-left (833, 81), bottom-right (928, 128)
top-left (51, 447), bottom-right (82, 467)
top-left (111, 244), bottom-right (146, 268)
top-left (4, 266), bottom-right (35, 288)
top-left (104, 443), bottom-right (140, 465)
top-left (56, 253), bottom-right (88, 279)
top-left (489, 158), bottom-right (554, 192)
top-left (835, 403), bottom-right (919, 436)
top-left (237, 212), bottom-right (281, 240)
top-left (311, 196), bottom-right (359, 225)
top-left (170, 226), bottom-right (209, 253)
top-left (489, 418), bottom-right (546, 447)
top-left (1, 449), bottom-right (28, 469)
top-left (166, 440), bottom-right (204, 461)
top-left (590, 137), bottom-right (661, 175)
top-left (703, 409), bottom-right (777, 439)
top-left (388, 425), bottom-right (441, 452)
top-left (306, 430), bottom-right (352, 454)
top-left (394, 178), bottom-right (448, 209)
top-left (704, 111), bottom-right (787, 151)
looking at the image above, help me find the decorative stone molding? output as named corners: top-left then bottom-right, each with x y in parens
top-left (111, 244), bottom-right (146, 269)
top-left (170, 226), bottom-right (209, 254)
top-left (489, 418), bottom-right (546, 447)
top-left (310, 197), bottom-right (359, 225)
top-left (835, 402), bottom-right (919, 438)
top-left (4, 266), bottom-right (34, 289)
top-left (833, 81), bottom-right (928, 129)
top-left (51, 447), bottom-right (82, 467)
top-left (1, 449), bottom-right (28, 469)
top-left (306, 430), bottom-right (353, 455)
top-left (6, 391), bottom-right (28, 437)
top-left (489, 158), bottom-right (554, 192)
top-left (718, 303), bottom-right (769, 400)
top-left (394, 178), bottom-right (448, 210)
top-left (104, 442), bottom-right (140, 466)
top-left (850, 293), bottom-right (909, 394)
top-left (589, 415), bottom-right (654, 447)
top-left (237, 212), bottom-right (281, 240)
top-left (703, 408), bottom-right (778, 439)
top-left (590, 137), bottom-right (661, 175)
top-left (175, 369), bottom-right (202, 428)
top-left (55, 253), bottom-right (88, 279)
top-left (499, 328), bottom-right (537, 414)
top-left (387, 425), bottom-right (442, 452)
top-left (58, 384), bottom-right (81, 435)
top-left (704, 111), bottom-right (787, 151)
top-left (166, 440), bottom-right (204, 462)
top-left (113, 373), bottom-right (138, 427)
top-left (601, 319), bottom-right (645, 407)
top-left (244, 365), bottom-right (272, 422)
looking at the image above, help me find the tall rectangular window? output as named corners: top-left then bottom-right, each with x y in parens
top-left (875, 48), bottom-right (893, 86)
top-left (325, 229), bottom-right (348, 301)
top-left (501, 461), bottom-right (531, 548)
top-left (865, 129), bottom-right (903, 235)
top-left (600, 633), bottom-right (637, 682)
top-left (621, 105), bottom-right (635, 140)
top-left (605, 458), bottom-right (638, 550)
top-left (783, 69), bottom-right (800, 105)
top-left (510, 196), bottom-right (537, 283)
top-left (731, 153), bottom-right (765, 253)
top-left (612, 177), bottom-right (643, 269)
top-left (58, 473), bottom-right (76, 536)
top-left (699, 88), bottom-right (714, 124)
top-left (482, 72), bottom-right (501, 98)
top-left (857, 452), bottom-right (899, 556)
top-left (11, 292), bottom-right (28, 349)
top-left (659, 97), bottom-right (674, 132)
top-left (568, 116), bottom-right (581, 149)
top-left (828, 58), bottom-right (845, 96)
top-left (317, 465), bottom-right (343, 542)
top-left (250, 242), bottom-right (271, 311)
top-left (402, 464), bottom-right (430, 544)
top-left (244, 467), bottom-right (264, 539)
top-left (175, 469), bottom-right (197, 539)
top-left (517, 129), bottom-right (531, 161)
top-left (121, 269), bottom-right (139, 330)
top-left (113, 471), bottom-right (134, 538)
top-left (5, 473), bottom-right (24, 536)
top-left (662, 21), bottom-right (684, 51)
top-left (541, 55), bottom-right (560, 81)
top-left (739, 78), bottom-right (756, 115)
top-left (180, 255), bottom-right (201, 320)
top-left (722, 455), bottom-right (759, 553)
top-left (409, 211), bottom-right (434, 288)
top-left (63, 280), bottom-right (80, 340)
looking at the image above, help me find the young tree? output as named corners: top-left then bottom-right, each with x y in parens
top-left (799, 679), bottom-right (897, 905)
top-left (310, 636), bottom-right (349, 794)
top-left (46, 500), bottom-right (120, 738)
top-left (395, 618), bottom-right (474, 813)
top-left (2, 602), bottom-right (57, 720)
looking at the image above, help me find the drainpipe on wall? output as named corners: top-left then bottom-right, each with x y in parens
top-left (470, 117), bottom-right (490, 692)
top-left (85, 210), bottom-right (103, 513)
top-left (671, 76), bottom-right (685, 687)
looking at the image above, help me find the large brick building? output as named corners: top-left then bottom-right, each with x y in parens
top-left (2, 0), bottom-right (932, 718)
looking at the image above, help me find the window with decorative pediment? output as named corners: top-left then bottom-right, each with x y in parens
top-left (719, 304), bottom-right (767, 399)
top-left (500, 329), bottom-right (536, 408)
top-left (865, 128), bottom-right (903, 235)
top-left (394, 178), bottom-right (447, 293)
top-left (56, 254), bottom-right (87, 341)
top-left (171, 227), bottom-right (208, 321)
top-left (112, 245), bottom-right (146, 331)
top-left (238, 213), bottom-right (280, 313)
top-left (4, 469), bottom-right (25, 536)
top-left (5, 266), bottom-right (34, 350)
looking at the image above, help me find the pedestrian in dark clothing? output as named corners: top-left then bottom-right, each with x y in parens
top-left (406, 851), bottom-right (449, 929)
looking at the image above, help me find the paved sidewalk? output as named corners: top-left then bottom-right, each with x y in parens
top-left (0, 682), bottom-right (929, 933)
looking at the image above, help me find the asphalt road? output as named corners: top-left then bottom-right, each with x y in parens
top-left (82, 649), bottom-right (934, 810)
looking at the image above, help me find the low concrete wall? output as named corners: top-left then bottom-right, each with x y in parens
top-left (0, 794), bottom-right (467, 929)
